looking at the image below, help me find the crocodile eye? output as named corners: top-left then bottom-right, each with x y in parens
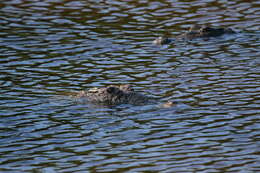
top-left (127, 85), bottom-right (134, 91)
top-left (107, 87), bottom-right (116, 93)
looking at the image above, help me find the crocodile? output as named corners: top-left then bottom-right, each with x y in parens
top-left (74, 84), bottom-right (174, 108)
top-left (153, 24), bottom-right (236, 45)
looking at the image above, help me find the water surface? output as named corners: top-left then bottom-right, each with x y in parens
top-left (0, 0), bottom-right (260, 172)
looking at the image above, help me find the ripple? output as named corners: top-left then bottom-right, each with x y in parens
top-left (0, 0), bottom-right (260, 172)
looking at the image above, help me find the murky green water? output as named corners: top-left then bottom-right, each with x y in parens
top-left (0, 0), bottom-right (260, 172)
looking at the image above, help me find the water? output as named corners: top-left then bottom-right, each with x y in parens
top-left (0, 0), bottom-right (260, 172)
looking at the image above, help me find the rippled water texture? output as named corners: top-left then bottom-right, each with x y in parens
top-left (0, 0), bottom-right (260, 172)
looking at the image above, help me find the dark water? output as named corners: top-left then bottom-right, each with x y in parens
top-left (0, 0), bottom-right (260, 172)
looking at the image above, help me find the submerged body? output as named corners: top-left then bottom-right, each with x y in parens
top-left (75, 85), bottom-right (174, 108)
top-left (153, 24), bottom-right (236, 45)
top-left (76, 85), bottom-right (154, 106)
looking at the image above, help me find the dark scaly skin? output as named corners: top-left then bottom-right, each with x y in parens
top-left (153, 24), bottom-right (236, 45)
top-left (75, 85), bottom-right (155, 106)
top-left (75, 85), bottom-right (175, 108)
top-left (199, 26), bottom-right (235, 37)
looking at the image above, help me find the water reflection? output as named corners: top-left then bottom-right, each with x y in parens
top-left (0, 0), bottom-right (259, 172)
